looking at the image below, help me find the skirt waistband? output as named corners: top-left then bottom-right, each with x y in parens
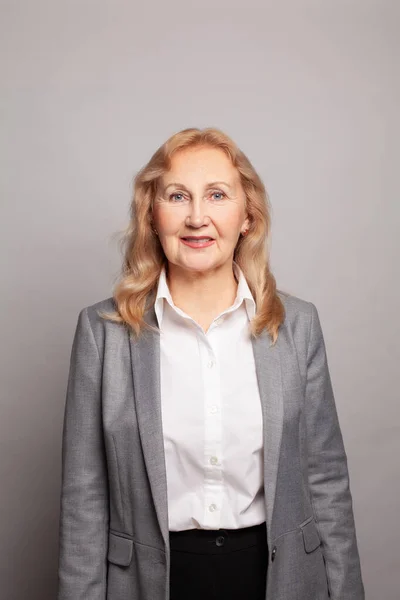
top-left (169, 521), bottom-right (267, 554)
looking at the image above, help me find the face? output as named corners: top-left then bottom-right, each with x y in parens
top-left (152, 146), bottom-right (249, 276)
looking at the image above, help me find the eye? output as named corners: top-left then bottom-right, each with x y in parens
top-left (210, 190), bottom-right (226, 201)
top-left (169, 192), bottom-right (187, 202)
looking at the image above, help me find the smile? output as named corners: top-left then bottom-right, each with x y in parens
top-left (180, 237), bottom-right (215, 249)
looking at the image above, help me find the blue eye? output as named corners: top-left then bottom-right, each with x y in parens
top-left (211, 191), bottom-right (226, 200)
top-left (169, 193), bottom-right (186, 202)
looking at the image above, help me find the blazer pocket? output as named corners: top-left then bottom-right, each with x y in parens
top-left (108, 531), bottom-right (133, 567)
top-left (301, 518), bottom-right (321, 553)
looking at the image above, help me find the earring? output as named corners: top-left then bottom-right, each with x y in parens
top-left (241, 229), bottom-right (249, 236)
top-left (152, 226), bottom-right (158, 236)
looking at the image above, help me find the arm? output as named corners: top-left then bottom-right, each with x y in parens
top-left (58, 307), bottom-right (109, 600)
top-left (305, 302), bottom-right (364, 600)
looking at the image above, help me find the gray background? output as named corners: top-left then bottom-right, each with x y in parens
top-left (1, 1), bottom-right (399, 598)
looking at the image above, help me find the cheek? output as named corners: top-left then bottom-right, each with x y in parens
top-left (215, 210), bottom-right (244, 237)
top-left (153, 208), bottom-right (182, 235)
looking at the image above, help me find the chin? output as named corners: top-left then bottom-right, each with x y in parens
top-left (175, 256), bottom-right (227, 273)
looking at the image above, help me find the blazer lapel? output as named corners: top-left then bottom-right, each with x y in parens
top-left (252, 328), bottom-right (284, 546)
top-left (129, 306), bottom-right (170, 550)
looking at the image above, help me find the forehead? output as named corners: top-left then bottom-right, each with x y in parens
top-left (162, 146), bottom-right (239, 185)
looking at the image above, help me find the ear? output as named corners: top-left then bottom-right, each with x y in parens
top-left (241, 215), bottom-right (250, 234)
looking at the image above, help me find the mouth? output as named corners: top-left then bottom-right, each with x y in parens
top-left (180, 236), bottom-right (215, 248)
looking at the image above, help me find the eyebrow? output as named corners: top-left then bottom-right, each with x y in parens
top-left (163, 181), bottom-right (233, 192)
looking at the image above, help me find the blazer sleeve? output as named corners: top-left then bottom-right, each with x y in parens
top-left (58, 307), bottom-right (109, 600)
top-left (304, 302), bottom-right (365, 600)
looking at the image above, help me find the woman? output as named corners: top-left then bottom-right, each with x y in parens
top-left (57, 127), bottom-right (365, 600)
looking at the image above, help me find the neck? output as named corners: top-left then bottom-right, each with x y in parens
top-left (166, 261), bottom-right (238, 320)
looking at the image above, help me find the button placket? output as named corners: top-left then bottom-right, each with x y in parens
top-left (200, 334), bottom-right (223, 528)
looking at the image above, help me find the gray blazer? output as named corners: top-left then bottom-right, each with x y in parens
top-left (57, 291), bottom-right (365, 600)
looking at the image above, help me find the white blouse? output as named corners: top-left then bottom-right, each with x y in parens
top-left (154, 262), bottom-right (265, 531)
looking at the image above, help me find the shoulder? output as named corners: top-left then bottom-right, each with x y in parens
top-left (277, 289), bottom-right (316, 323)
top-left (74, 296), bottom-right (121, 353)
top-left (85, 295), bottom-right (117, 315)
top-left (276, 289), bottom-right (322, 348)
top-left (79, 296), bottom-right (117, 328)
top-left (276, 290), bottom-right (325, 356)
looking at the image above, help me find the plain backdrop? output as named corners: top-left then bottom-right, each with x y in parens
top-left (1, 1), bottom-right (399, 598)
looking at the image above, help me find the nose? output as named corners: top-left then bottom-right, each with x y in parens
top-left (186, 198), bottom-right (210, 228)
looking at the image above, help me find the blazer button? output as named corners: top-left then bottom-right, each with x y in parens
top-left (271, 546), bottom-right (277, 562)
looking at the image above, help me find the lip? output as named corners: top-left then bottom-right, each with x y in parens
top-left (180, 236), bottom-right (215, 249)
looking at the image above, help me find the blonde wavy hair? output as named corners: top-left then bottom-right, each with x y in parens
top-left (99, 127), bottom-right (285, 343)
